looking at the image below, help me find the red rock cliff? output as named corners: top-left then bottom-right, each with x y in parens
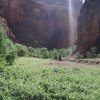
top-left (77, 0), bottom-right (100, 53)
top-left (1, 0), bottom-right (49, 47)
top-left (0, 0), bottom-right (82, 49)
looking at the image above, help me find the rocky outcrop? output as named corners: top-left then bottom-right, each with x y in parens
top-left (0, 0), bottom-right (82, 49)
top-left (77, 0), bottom-right (100, 53)
top-left (0, 16), bottom-right (17, 41)
top-left (1, 0), bottom-right (49, 47)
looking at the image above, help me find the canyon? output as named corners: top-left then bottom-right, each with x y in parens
top-left (0, 0), bottom-right (100, 54)
top-left (0, 0), bottom-right (82, 49)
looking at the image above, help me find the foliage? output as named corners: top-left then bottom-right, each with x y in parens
top-left (0, 27), bottom-right (16, 65)
top-left (97, 54), bottom-right (100, 58)
top-left (85, 47), bottom-right (98, 59)
top-left (0, 27), bottom-right (7, 59)
top-left (91, 47), bottom-right (97, 53)
top-left (75, 47), bottom-right (99, 59)
top-left (27, 47), bottom-right (70, 59)
top-left (0, 57), bottom-right (100, 100)
top-left (86, 51), bottom-right (93, 58)
top-left (15, 43), bottom-right (28, 57)
top-left (75, 52), bottom-right (84, 59)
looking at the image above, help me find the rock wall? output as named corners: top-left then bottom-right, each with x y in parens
top-left (77, 0), bottom-right (100, 53)
top-left (1, 0), bottom-right (49, 48)
top-left (34, 0), bottom-right (82, 48)
top-left (0, 0), bottom-right (82, 49)
top-left (0, 16), bottom-right (17, 42)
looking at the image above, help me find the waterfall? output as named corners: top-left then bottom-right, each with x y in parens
top-left (68, 0), bottom-right (76, 46)
top-left (68, 0), bottom-right (84, 47)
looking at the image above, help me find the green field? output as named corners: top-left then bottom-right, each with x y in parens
top-left (0, 57), bottom-right (100, 100)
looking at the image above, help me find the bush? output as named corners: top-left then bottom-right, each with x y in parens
top-left (75, 52), bottom-right (84, 59)
top-left (28, 47), bottom-right (35, 57)
top-left (5, 39), bottom-right (16, 65)
top-left (15, 43), bottom-right (28, 57)
top-left (39, 48), bottom-right (49, 59)
top-left (0, 27), bottom-right (7, 59)
top-left (86, 51), bottom-right (93, 58)
top-left (91, 47), bottom-right (97, 53)
top-left (6, 53), bottom-right (15, 65)
top-left (16, 44), bottom-right (70, 59)
top-left (58, 55), bottom-right (62, 61)
top-left (97, 54), bottom-right (100, 58)
top-left (0, 27), bottom-right (16, 65)
top-left (58, 48), bottom-right (70, 57)
top-left (51, 49), bottom-right (59, 59)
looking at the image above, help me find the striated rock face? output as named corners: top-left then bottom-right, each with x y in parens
top-left (77, 0), bottom-right (100, 53)
top-left (0, 16), bottom-right (17, 42)
top-left (34, 0), bottom-right (82, 48)
top-left (1, 0), bottom-right (49, 47)
top-left (0, 0), bottom-right (82, 49)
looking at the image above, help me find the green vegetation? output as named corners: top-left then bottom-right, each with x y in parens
top-left (0, 57), bottom-right (100, 100)
top-left (15, 44), bottom-right (70, 59)
top-left (0, 26), bottom-right (100, 100)
top-left (0, 27), bottom-right (16, 65)
top-left (75, 47), bottom-right (100, 59)
top-left (15, 43), bottom-right (28, 57)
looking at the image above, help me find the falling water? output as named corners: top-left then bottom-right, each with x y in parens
top-left (82, 0), bottom-right (85, 3)
top-left (68, 0), bottom-right (76, 46)
top-left (68, 0), bottom-right (84, 46)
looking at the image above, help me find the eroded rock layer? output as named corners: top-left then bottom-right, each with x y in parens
top-left (0, 0), bottom-right (82, 49)
top-left (77, 0), bottom-right (100, 53)
top-left (1, 0), bottom-right (49, 47)
top-left (0, 16), bottom-right (17, 42)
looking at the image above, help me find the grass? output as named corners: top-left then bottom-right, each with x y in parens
top-left (0, 57), bottom-right (100, 100)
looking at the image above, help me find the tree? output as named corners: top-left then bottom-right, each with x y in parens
top-left (0, 26), bottom-right (16, 65)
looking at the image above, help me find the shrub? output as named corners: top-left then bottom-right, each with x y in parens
top-left (75, 52), bottom-right (84, 59)
top-left (0, 27), bottom-right (7, 59)
top-left (20, 45), bottom-right (70, 59)
top-left (91, 47), bottom-right (97, 53)
top-left (39, 48), bottom-right (49, 59)
top-left (5, 53), bottom-right (15, 65)
top-left (54, 55), bottom-right (57, 60)
top-left (58, 55), bottom-right (62, 61)
top-left (58, 48), bottom-right (70, 57)
top-left (28, 47), bottom-right (35, 57)
top-left (5, 39), bottom-right (16, 65)
top-left (0, 27), bottom-right (16, 65)
top-left (15, 43), bottom-right (28, 57)
top-left (86, 51), bottom-right (93, 58)
top-left (51, 49), bottom-right (59, 59)
top-left (97, 54), bottom-right (100, 58)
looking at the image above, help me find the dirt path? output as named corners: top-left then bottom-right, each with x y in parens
top-left (47, 59), bottom-right (100, 67)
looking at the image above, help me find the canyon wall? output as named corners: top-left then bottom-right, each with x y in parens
top-left (1, 0), bottom-right (49, 48)
top-left (34, 0), bottom-right (82, 48)
top-left (0, 0), bottom-right (82, 49)
top-left (77, 0), bottom-right (100, 53)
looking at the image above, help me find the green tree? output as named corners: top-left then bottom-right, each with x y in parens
top-left (0, 27), bottom-right (16, 65)
top-left (15, 43), bottom-right (28, 57)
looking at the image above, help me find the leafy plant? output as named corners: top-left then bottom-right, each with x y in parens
top-left (15, 43), bottom-right (28, 57)
top-left (75, 52), bottom-right (84, 59)
top-left (0, 26), bottom-right (16, 65)
top-left (1, 57), bottom-right (100, 100)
